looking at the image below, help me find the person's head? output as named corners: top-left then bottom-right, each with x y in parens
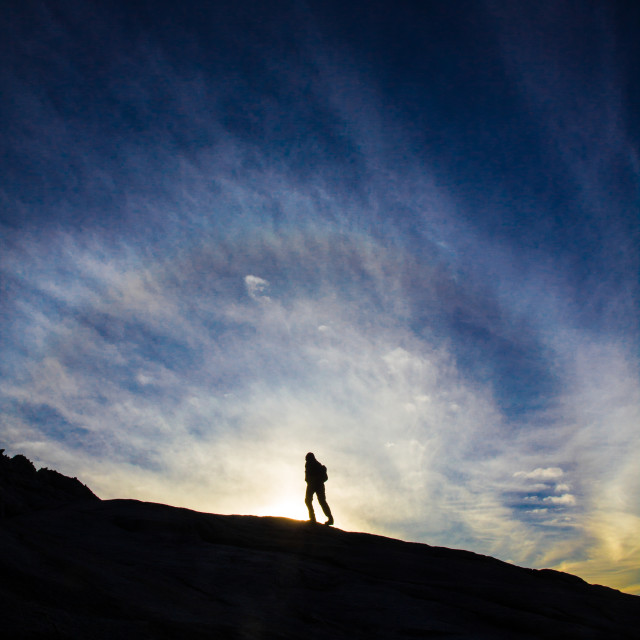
top-left (305, 452), bottom-right (315, 461)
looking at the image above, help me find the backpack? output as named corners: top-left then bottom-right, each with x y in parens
top-left (320, 464), bottom-right (328, 482)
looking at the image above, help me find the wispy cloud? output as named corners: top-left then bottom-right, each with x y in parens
top-left (3, 185), bottom-right (637, 590)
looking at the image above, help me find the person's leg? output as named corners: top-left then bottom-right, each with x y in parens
top-left (305, 484), bottom-right (316, 522)
top-left (316, 484), bottom-right (333, 525)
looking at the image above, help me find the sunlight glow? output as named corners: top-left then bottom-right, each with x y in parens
top-left (255, 496), bottom-right (308, 521)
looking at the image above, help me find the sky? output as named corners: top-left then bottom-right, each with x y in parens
top-left (1, 0), bottom-right (639, 594)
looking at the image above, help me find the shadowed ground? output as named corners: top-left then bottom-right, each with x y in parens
top-left (1, 453), bottom-right (639, 638)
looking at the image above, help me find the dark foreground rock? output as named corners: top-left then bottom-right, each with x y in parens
top-left (1, 454), bottom-right (638, 639)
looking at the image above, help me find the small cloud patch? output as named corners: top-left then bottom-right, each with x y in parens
top-left (244, 275), bottom-right (271, 301)
top-left (544, 494), bottom-right (577, 506)
top-left (514, 467), bottom-right (564, 480)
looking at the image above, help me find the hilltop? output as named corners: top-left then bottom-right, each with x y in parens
top-left (1, 450), bottom-right (638, 639)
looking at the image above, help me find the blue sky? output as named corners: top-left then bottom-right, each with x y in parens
top-left (1, 0), bottom-right (639, 593)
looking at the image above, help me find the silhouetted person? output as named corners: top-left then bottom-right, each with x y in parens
top-left (305, 452), bottom-right (333, 525)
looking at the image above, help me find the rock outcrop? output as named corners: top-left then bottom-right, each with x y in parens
top-left (0, 449), bottom-right (99, 516)
top-left (1, 452), bottom-right (638, 638)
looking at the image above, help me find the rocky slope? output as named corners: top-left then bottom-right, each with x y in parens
top-left (1, 450), bottom-right (638, 639)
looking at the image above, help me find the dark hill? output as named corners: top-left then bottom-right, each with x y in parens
top-left (1, 451), bottom-right (638, 639)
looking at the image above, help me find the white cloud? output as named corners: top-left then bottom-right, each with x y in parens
top-left (244, 275), bottom-right (271, 301)
top-left (514, 467), bottom-right (564, 480)
top-left (543, 494), bottom-right (577, 506)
